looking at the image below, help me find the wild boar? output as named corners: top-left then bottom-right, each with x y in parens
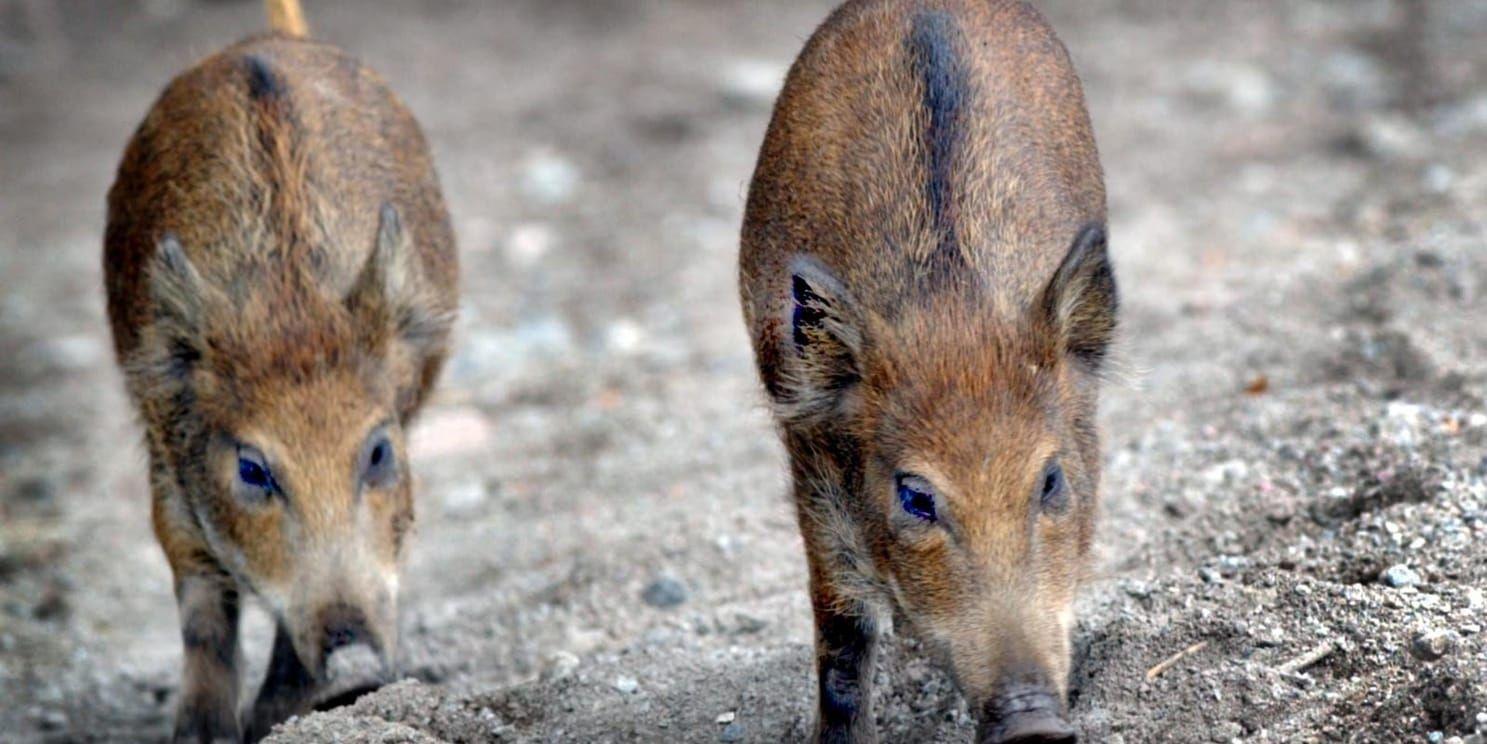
top-left (102, 1), bottom-right (457, 740)
top-left (739, 1), bottom-right (1114, 742)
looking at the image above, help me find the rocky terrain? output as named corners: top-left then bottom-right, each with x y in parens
top-left (2, 0), bottom-right (1485, 742)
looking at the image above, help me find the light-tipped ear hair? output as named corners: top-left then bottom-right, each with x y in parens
top-left (1041, 223), bottom-right (1118, 369)
top-left (346, 203), bottom-right (454, 351)
top-left (772, 257), bottom-right (862, 424)
top-left (137, 234), bottom-right (216, 384)
top-left (150, 234), bottom-right (205, 332)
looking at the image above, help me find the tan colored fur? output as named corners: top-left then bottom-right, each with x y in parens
top-left (103, 9), bottom-right (455, 742)
top-left (741, 1), bottom-right (1112, 741)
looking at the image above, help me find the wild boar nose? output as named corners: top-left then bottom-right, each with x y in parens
top-left (978, 689), bottom-right (1076, 744)
top-left (321, 605), bottom-right (370, 657)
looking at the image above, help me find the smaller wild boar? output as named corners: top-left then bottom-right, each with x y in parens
top-left (103, 1), bottom-right (457, 740)
top-left (740, 1), bottom-right (1114, 742)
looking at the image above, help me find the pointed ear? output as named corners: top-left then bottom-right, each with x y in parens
top-left (771, 258), bottom-right (862, 422)
top-left (1041, 224), bottom-right (1118, 368)
top-left (143, 234), bottom-right (209, 381)
top-left (346, 203), bottom-right (454, 356)
top-left (150, 234), bottom-right (204, 332)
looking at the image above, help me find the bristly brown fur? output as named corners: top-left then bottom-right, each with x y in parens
top-left (740, 1), bottom-right (1114, 742)
top-left (103, 20), bottom-right (456, 744)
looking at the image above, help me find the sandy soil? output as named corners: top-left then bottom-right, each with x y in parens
top-left (2, 0), bottom-right (1486, 742)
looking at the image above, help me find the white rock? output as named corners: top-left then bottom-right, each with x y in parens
top-left (440, 479), bottom-right (487, 517)
top-left (720, 58), bottom-right (787, 104)
top-left (1379, 564), bottom-right (1421, 589)
top-left (410, 407), bottom-right (495, 460)
top-left (606, 318), bottom-right (645, 355)
top-left (540, 651), bottom-right (580, 681)
top-left (506, 222), bottom-right (554, 267)
top-left (521, 150), bottom-right (580, 205)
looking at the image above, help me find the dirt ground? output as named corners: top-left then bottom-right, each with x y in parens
top-left (2, 0), bottom-right (1486, 742)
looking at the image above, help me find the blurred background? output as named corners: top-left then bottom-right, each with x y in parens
top-left (2, 1), bottom-right (1486, 741)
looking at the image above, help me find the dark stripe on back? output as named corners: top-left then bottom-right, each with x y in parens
top-left (244, 54), bottom-right (286, 102)
top-left (907, 11), bottom-right (970, 279)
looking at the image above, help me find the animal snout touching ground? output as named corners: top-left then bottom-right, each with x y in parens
top-left (977, 687), bottom-right (1076, 744)
top-left (742, 0), bottom-right (1110, 739)
top-left (11, 0), bottom-right (1483, 741)
top-left (320, 604), bottom-right (372, 658)
top-left (100, 0), bottom-right (456, 738)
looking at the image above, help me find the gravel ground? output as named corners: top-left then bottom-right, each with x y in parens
top-left (2, 1), bottom-right (1486, 742)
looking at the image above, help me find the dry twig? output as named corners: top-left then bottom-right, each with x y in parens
top-left (1276, 640), bottom-right (1336, 676)
top-left (1145, 640), bottom-right (1209, 681)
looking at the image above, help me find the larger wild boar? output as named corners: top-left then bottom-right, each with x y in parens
top-left (740, 1), bottom-right (1114, 742)
top-left (103, 1), bottom-right (457, 740)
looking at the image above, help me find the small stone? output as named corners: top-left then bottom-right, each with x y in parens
top-left (612, 675), bottom-right (638, 695)
top-left (37, 710), bottom-right (66, 731)
top-left (440, 479), bottom-right (489, 518)
top-left (720, 721), bottom-right (745, 742)
top-left (1380, 564), bottom-right (1421, 588)
top-left (1212, 720), bottom-right (1243, 741)
top-left (410, 407), bottom-right (495, 460)
top-left (1122, 580), bottom-right (1152, 599)
top-left (1412, 630), bottom-right (1455, 661)
top-left (606, 319), bottom-right (645, 355)
top-left (541, 651), bottom-right (580, 681)
top-left (506, 222), bottom-right (553, 267)
top-left (641, 576), bottom-right (688, 609)
top-left (719, 58), bottom-right (787, 105)
top-left (521, 150), bottom-right (580, 205)
top-left (731, 613), bottom-right (767, 635)
top-left (34, 335), bottom-right (104, 371)
top-left (1429, 732), bottom-right (1444, 744)
top-left (716, 711), bottom-right (736, 724)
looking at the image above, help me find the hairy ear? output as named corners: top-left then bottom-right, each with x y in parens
top-left (346, 203), bottom-right (454, 357)
top-left (143, 234), bottom-right (209, 381)
top-left (771, 258), bottom-right (862, 423)
top-left (1041, 224), bottom-right (1118, 368)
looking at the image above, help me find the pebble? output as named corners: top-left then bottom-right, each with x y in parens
top-left (1379, 564), bottom-right (1421, 589)
top-left (506, 222), bottom-right (553, 267)
top-left (1411, 630), bottom-right (1455, 662)
top-left (641, 576), bottom-right (688, 609)
top-left (719, 58), bottom-right (786, 105)
top-left (521, 150), bottom-right (580, 205)
top-left (34, 335), bottom-right (104, 372)
top-left (731, 612), bottom-right (767, 635)
top-left (606, 319), bottom-right (645, 355)
top-left (409, 407), bottom-right (495, 460)
top-left (36, 709), bottom-right (66, 731)
top-left (540, 651), bottom-right (580, 682)
top-left (716, 711), bottom-right (735, 724)
top-left (440, 479), bottom-right (489, 518)
top-left (719, 721), bottom-right (745, 742)
top-left (612, 675), bottom-right (638, 695)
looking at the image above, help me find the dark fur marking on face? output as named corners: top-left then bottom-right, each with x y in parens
top-left (244, 54), bottom-right (286, 102)
top-left (907, 11), bottom-right (970, 277)
top-left (792, 274), bottom-right (829, 349)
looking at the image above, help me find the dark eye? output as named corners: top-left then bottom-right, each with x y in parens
top-left (1040, 462), bottom-right (1068, 512)
top-left (896, 474), bottom-right (938, 522)
top-left (237, 447), bottom-right (275, 494)
top-left (361, 433), bottom-right (397, 488)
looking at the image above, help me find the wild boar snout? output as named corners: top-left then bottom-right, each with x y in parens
top-left (977, 685), bottom-right (1076, 744)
